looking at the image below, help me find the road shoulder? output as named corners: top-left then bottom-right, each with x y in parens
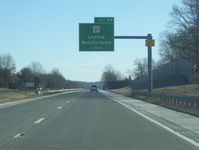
top-left (101, 90), bottom-right (199, 147)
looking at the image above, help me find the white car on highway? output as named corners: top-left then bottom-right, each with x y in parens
top-left (90, 85), bottom-right (98, 92)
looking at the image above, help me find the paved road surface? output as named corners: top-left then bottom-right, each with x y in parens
top-left (0, 90), bottom-right (198, 150)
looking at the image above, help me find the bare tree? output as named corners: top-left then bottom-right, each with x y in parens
top-left (159, 0), bottom-right (199, 72)
top-left (0, 54), bottom-right (16, 88)
top-left (132, 58), bottom-right (148, 80)
top-left (131, 58), bottom-right (158, 80)
top-left (49, 68), bottom-right (67, 89)
top-left (0, 54), bottom-right (16, 73)
top-left (101, 65), bottom-right (123, 82)
top-left (39, 69), bottom-right (78, 89)
top-left (29, 62), bottom-right (46, 75)
top-left (101, 65), bottom-right (126, 89)
top-left (18, 67), bottom-right (34, 82)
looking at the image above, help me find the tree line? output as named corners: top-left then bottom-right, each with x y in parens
top-left (0, 54), bottom-right (80, 90)
top-left (159, 0), bottom-right (199, 73)
top-left (134, 0), bottom-right (199, 80)
top-left (101, 0), bottom-right (199, 87)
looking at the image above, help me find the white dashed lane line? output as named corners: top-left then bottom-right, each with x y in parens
top-left (14, 132), bottom-right (26, 139)
top-left (13, 100), bottom-right (72, 142)
top-left (57, 106), bottom-right (62, 109)
top-left (34, 118), bottom-right (45, 124)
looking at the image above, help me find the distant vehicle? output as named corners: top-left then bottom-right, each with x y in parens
top-left (90, 85), bottom-right (98, 92)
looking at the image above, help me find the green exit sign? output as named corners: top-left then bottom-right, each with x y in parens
top-left (79, 17), bottom-right (114, 51)
top-left (79, 24), bottom-right (114, 51)
top-left (94, 17), bottom-right (114, 24)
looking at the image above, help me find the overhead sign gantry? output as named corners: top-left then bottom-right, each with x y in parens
top-left (79, 17), bottom-right (155, 92)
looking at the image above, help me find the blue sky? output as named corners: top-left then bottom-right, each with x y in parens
top-left (0, 0), bottom-right (181, 82)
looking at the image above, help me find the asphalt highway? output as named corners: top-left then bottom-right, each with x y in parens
top-left (0, 90), bottom-right (198, 150)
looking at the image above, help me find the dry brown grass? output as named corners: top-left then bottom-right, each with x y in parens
top-left (108, 87), bottom-right (132, 96)
top-left (0, 88), bottom-right (14, 91)
top-left (109, 84), bottom-right (199, 97)
top-left (143, 84), bottom-right (199, 97)
top-left (0, 91), bottom-right (39, 104)
top-left (0, 88), bottom-right (83, 104)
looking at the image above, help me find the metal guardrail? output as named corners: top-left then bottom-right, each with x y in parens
top-left (132, 91), bottom-right (199, 104)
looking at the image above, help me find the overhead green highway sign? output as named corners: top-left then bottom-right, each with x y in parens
top-left (79, 17), bottom-right (114, 51)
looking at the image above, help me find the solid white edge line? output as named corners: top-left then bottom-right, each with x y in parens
top-left (34, 118), bottom-right (45, 124)
top-left (103, 93), bottom-right (199, 148)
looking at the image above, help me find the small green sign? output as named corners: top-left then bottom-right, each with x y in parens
top-left (94, 17), bottom-right (114, 24)
top-left (79, 23), bottom-right (114, 51)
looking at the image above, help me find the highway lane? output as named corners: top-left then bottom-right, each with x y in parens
top-left (0, 90), bottom-right (198, 150)
top-left (0, 91), bottom-right (85, 148)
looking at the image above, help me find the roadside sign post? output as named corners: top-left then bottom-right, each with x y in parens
top-left (79, 17), bottom-right (155, 92)
top-left (147, 34), bottom-right (153, 93)
top-left (25, 82), bottom-right (35, 98)
top-left (115, 34), bottom-right (154, 92)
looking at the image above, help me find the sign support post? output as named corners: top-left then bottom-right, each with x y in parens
top-left (147, 34), bottom-right (153, 92)
top-left (115, 34), bottom-right (154, 92)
